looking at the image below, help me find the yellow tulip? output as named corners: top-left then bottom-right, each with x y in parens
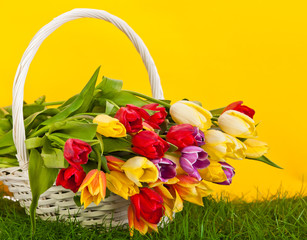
top-left (173, 175), bottom-right (211, 206)
top-left (202, 130), bottom-right (246, 162)
top-left (218, 110), bottom-right (256, 138)
top-left (170, 100), bottom-right (212, 132)
top-left (198, 161), bottom-right (228, 183)
top-left (244, 139), bottom-right (269, 158)
top-left (106, 171), bottom-right (139, 200)
top-left (121, 156), bottom-right (159, 187)
top-left (151, 179), bottom-right (183, 220)
top-left (93, 114), bottom-right (126, 137)
top-left (79, 169), bottom-right (106, 209)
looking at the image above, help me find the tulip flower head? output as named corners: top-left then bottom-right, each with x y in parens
top-left (79, 169), bottom-right (106, 209)
top-left (128, 188), bottom-right (165, 236)
top-left (166, 124), bottom-right (201, 150)
top-left (151, 158), bottom-right (177, 182)
top-left (218, 110), bottom-right (256, 138)
top-left (244, 139), bottom-right (269, 158)
top-left (63, 139), bottom-right (92, 170)
top-left (142, 103), bottom-right (167, 129)
top-left (121, 156), bottom-right (159, 187)
top-left (151, 178), bottom-right (183, 219)
top-left (179, 146), bottom-right (210, 180)
top-left (115, 104), bottom-right (150, 133)
top-left (202, 130), bottom-right (246, 162)
top-left (93, 114), bottom-right (126, 138)
top-left (132, 131), bottom-right (169, 159)
top-left (173, 175), bottom-right (211, 206)
top-left (105, 155), bottom-right (125, 172)
top-left (56, 166), bottom-right (86, 193)
top-left (223, 101), bottom-right (255, 119)
top-left (170, 100), bottom-right (212, 132)
top-left (199, 161), bottom-right (235, 185)
top-left (106, 171), bottom-right (139, 200)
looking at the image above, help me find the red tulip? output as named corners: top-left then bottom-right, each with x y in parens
top-left (142, 103), bottom-right (167, 129)
top-left (130, 188), bottom-right (165, 224)
top-left (132, 131), bottom-right (169, 159)
top-left (64, 139), bottom-right (92, 170)
top-left (56, 166), bottom-right (86, 193)
top-left (223, 101), bottom-right (255, 119)
top-left (166, 124), bottom-right (198, 150)
top-left (115, 104), bottom-right (150, 133)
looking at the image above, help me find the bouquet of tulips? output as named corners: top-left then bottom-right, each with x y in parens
top-left (0, 67), bottom-right (281, 235)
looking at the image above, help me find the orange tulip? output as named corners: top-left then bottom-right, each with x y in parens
top-left (105, 155), bottom-right (125, 172)
top-left (79, 169), bottom-right (106, 209)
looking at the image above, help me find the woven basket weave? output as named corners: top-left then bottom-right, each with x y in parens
top-left (0, 8), bottom-right (164, 227)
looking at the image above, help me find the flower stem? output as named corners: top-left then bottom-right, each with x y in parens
top-left (96, 133), bottom-right (104, 170)
top-left (42, 101), bottom-right (65, 106)
top-left (123, 90), bottom-right (171, 108)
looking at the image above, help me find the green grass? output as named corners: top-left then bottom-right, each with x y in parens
top-left (0, 191), bottom-right (306, 240)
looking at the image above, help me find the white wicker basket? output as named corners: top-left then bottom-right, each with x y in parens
top-left (0, 8), bottom-right (164, 227)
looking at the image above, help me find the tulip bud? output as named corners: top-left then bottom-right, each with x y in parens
top-left (218, 110), bottom-right (256, 138)
top-left (64, 139), bottom-right (92, 170)
top-left (223, 101), bottom-right (255, 119)
top-left (56, 166), bottom-right (86, 193)
top-left (179, 146), bottom-right (210, 180)
top-left (170, 101), bottom-right (212, 132)
top-left (106, 171), bottom-right (139, 200)
top-left (202, 130), bottom-right (246, 162)
top-left (132, 130), bottom-right (169, 159)
top-left (244, 139), bottom-right (269, 158)
top-left (121, 156), bottom-right (159, 187)
top-left (151, 158), bottom-right (177, 182)
top-left (79, 169), bottom-right (106, 209)
top-left (93, 114), bottom-right (126, 138)
top-left (199, 161), bottom-right (235, 185)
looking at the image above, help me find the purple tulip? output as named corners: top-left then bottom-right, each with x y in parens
top-left (151, 158), bottom-right (177, 182)
top-left (179, 146), bottom-right (210, 180)
top-left (193, 127), bottom-right (205, 146)
top-left (215, 162), bottom-right (235, 185)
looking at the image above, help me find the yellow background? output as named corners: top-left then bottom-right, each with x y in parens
top-left (0, 1), bottom-right (306, 200)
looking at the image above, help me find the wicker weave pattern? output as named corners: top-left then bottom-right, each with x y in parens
top-left (1, 8), bottom-right (164, 227)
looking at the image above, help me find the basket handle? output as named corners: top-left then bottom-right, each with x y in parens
top-left (12, 8), bottom-right (164, 170)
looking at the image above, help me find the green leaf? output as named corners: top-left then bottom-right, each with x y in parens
top-left (166, 142), bottom-right (178, 152)
top-left (25, 137), bottom-right (44, 149)
top-left (49, 133), bottom-right (99, 146)
top-left (0, 130), bottom-right (13, 148)
top-left (105, 100), bottom-right (117, 115)
top-left (49, 121), bottom-right (97, 141)
top-left (0, 145), bottom-right (16, 155)
top-left (41, 139), bottom-right (67, 168)
top-left (103, 137), bottom-right (133, 153)
top-left (28, 149), bottom-right (59, 233)
top-left (23, 104), bottom-right (46, 118)
top-left (0, 118), bottom-right (12, 132)
top-left (96, 76), bottom-right (123, 94)
top-left (34, 95), bottom-right (46, 105)
top-left (107, 91), bottom-right (150, 107)
top-left (246, 155), bottom-right (283, 169)
top-left (0, 156), bottom-right (18, 168)
top-left (58, 94), bottom-right (79, 111)
top-left (101, 155), bottom-right (110, 174)
top-left (25, 108), bottom-right (60, 133)
top-left (41, 67), bottom-right (100, 126)
top-left (210, 107), bottom-right (226, 115)
top-left (73, 195), bottom-right (81, 207)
